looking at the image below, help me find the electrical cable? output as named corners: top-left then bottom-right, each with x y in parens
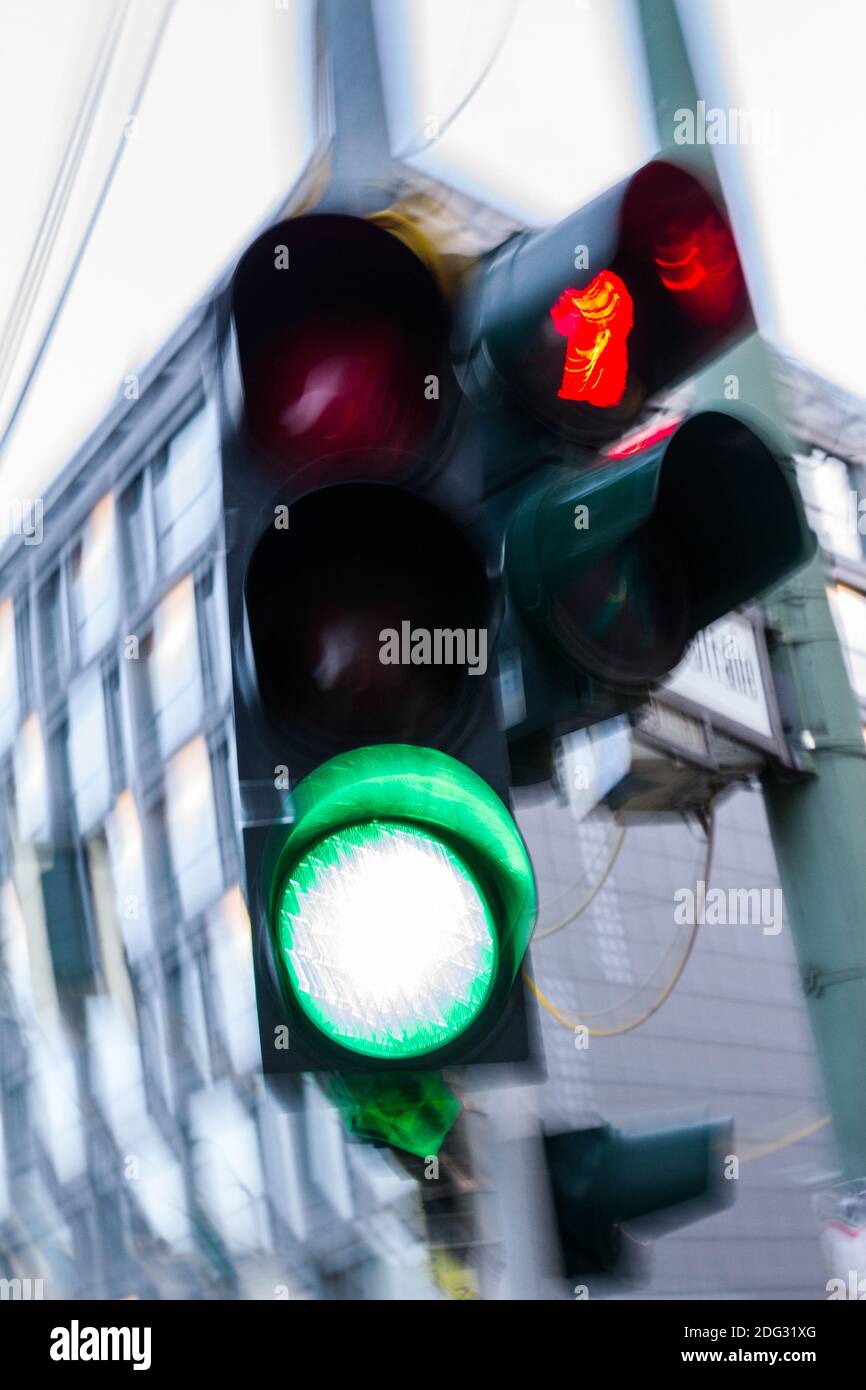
top-left (524, 802), bottom-right (715, 1037)
top-left (737, 1114), bottom-right (830, 1163)
top-left (532, 824), bottom-right (627, 941)
top-left (395, 0), bottom-right (519, 159)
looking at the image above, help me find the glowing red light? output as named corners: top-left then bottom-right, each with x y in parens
top-left (603, 415), bottom-right (683, 460)
top-left (549, 271), bottom-right (634, 407)
top-left (654, 212), bottom-right (742, 326)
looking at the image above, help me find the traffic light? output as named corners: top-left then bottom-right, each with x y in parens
top-left (218, 211), bottom-right (537, 1104)
top-left (503, 405), bottom-right (815, 753)
top-left (454, 155), bottom-right (815, 769)
top-left (218, 152), bottom-right (815, 1147)
top-left (267, 744), bottom-right (534, 1068)
top-left (543, 1118), bottom-right (734, 1278)
top-left (461, 158), bottom-right (752, 456)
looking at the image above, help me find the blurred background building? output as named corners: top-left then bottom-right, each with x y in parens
top-left (1, 0), bottom-right (865, 1300)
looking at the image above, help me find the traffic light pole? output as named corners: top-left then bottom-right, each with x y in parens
top-left (639, 0), bottom-right (866, 1183)
top-left (763, 560), bottom-right (866, 1182)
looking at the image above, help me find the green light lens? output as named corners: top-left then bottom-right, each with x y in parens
top-left (275, 820), bottom-right (498, 1059)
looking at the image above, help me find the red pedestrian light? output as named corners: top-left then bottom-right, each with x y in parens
top-left (550, 271), bottom-right (634, 407)
top-left (467, 159), bottom-right (752, 447)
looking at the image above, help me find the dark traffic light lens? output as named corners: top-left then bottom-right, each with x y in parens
top-left (550, 526), bottom-right (689, 684)
top-left (232, 215), bottom-right (451, 479)
top-left (245, 320), bottom-right (427, 464)
top-left (245, 484), bottom-right (492, 746)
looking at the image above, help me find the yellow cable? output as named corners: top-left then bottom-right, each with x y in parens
top-left (532, 826), bottom-right (627, 941)
top-left (737, 1114), bottom-right (830, 1163)
top-left (525, 807), bottom-right (713, 1037)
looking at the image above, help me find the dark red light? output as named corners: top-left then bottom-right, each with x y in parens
top-left (549, 271), bottom-right (634, 407)
top-left (654, 211), bottom-right (743, 327)
top-left (245, 317), bottom-right (430, 468)
top-left (232, 214), bottom-right (451, 480)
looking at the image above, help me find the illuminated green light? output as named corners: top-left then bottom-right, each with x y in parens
top-left (268, 745), bottom-right (537, 1065)
top-left (275, 820), bottom-right (497, 1059)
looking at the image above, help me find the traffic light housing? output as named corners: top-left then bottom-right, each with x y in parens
top-left (219, 150), bottom-right (815, 1129)
top-left (544, 1119), bottom-right (735, 1278)
top-left (461, 158), bottom-right (752, 457)
top-left (455, 154), bottom-right (815, 770)
top-left (503, 405), bottom-right (815, 753)
top-left (218, 210), bottom-right (537, 1093)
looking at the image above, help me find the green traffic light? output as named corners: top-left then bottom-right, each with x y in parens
top-left (275, 819), bottom-right (498, 1060)
top-left (268, 744), bottom-right (537, 1065)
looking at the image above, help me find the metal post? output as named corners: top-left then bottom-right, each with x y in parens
top-left (637, 0), bottom-right (866, 1183)
top-left (763, 557), bottom-right (866, 1180)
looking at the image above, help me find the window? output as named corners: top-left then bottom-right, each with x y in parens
top-left (0, 877), bottom-right (33, 1016)
top-left (796, 449), bottom-right (866, 563)
top-left (3, 828), bottom-right (61, 1024)
top-left (831, 584), bottom-right (866, 699)
top-left (67, 666), bottom-right (112, 835)
top-left (32, 1029), bottom-right (85, 1184)
top-left (0, 597), bottom-right (18, 754)
top-left (164, 736), bottom-right (223, 921)
top-left (119, 469), bottom-right (158, 610)
top-left (85, 996), bottom-right (150, 1152)
top-left (206, 887), bottom-right (257, 1075)
top-left (103, 662), bottom-right (127, 793)
top-left (105, 791), bottom-right (154, 966)
top-left (177, 943), bottom-right (212, 1082)
top-left (210, 738), bottom-right (240, 884)
top-left (851, 461), bottom-right (866, 562)
top-left (13, 593), bottom-right (35, 713)
top-left (13, 713), bottom-right (50, 841)
top-left (200, 563), bottom-right (232, 709)
top-left (148, 574), bottom-right (204, 758)
top-left (73, 494), bottom-right (120, 664)
top-left (188, 1083), bottom-right (270, 1254)
top-left (84, 831), bottom-right (136, 1023)
top-left (0, 772), bottom-right (12, 880)
top-left (38, 569), bottom-right (70, 707)
top-left (153, 404), bottom-right (222, 575)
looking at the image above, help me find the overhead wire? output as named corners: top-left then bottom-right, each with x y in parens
top-left (395, 0), bottom-right (519, 159)
top-left (0, 0), bottom-right (177, 460)
top-left (0, 1), bottom-right (131, 405)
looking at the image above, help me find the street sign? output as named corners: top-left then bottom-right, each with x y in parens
top-left (665, 612), bottom-right (774, 742)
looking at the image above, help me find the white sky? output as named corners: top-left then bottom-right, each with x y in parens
top-left (0, 0), bottom-right (863, 516)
